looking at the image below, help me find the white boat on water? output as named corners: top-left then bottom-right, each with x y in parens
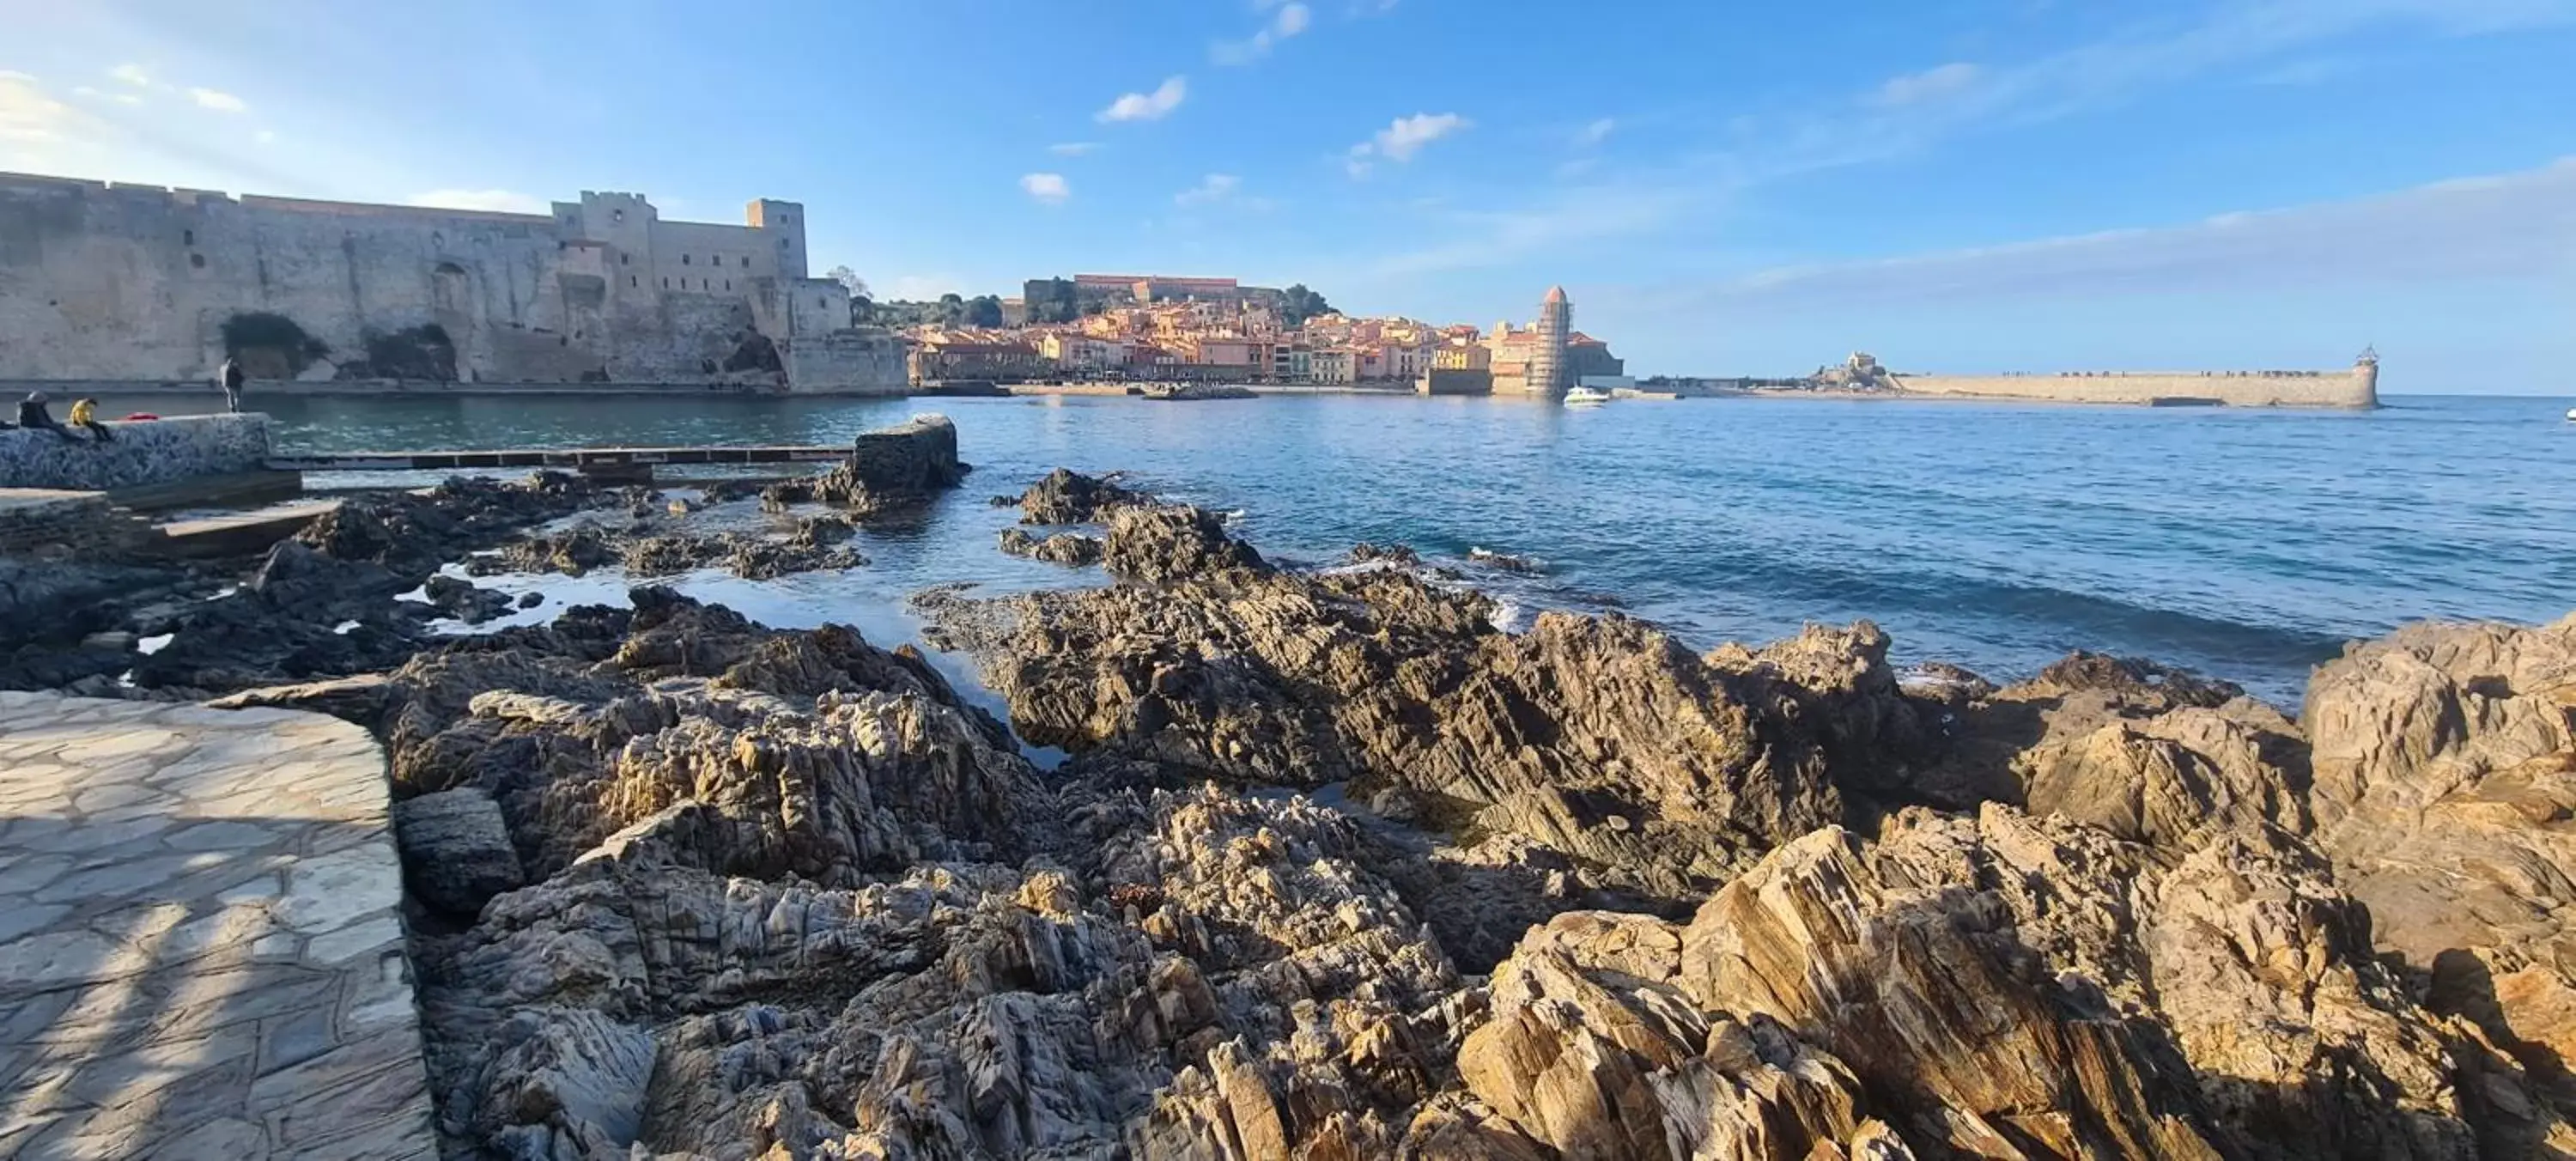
top-left (1564, 386), bottom-right (1613, 406)
top-left (2566, 407), bottom-right (2576, 422)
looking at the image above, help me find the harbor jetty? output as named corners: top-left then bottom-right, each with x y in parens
top-left (1783, 350), bottom-right (2384, 409)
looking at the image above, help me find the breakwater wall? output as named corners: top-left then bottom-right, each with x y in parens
top-left (0, 413), bottom-right (272, 489)
top-left (1893, 364), bottom-right (2377, 409)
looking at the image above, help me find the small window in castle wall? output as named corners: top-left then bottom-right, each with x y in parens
top-left (682, 254), bottom-right (690, 265)
top-left (183, 229), bottom-right (193, 246)
top-left (620, 254), bottom-right (629, 265)
top-left (191, 253), bottom-right (205, 269)
top-left (739, 257), bottom-right (748, 268)
top-left (725, 280), bottom-right (732, 291)
top-left (630, 276), bottom-right (638, 287)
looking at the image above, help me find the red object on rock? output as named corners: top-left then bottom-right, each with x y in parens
top-left (122, 412), bottom-right (161, 421)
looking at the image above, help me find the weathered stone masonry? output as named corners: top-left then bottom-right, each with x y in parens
top-left (0, 173), bottom-right (904, 393)
top-left (0, 414), bottom-right (272, 491)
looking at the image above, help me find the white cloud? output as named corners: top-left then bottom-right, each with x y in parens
top-left (108, 64), bottom-right (151, 88)
top-left (188, 88), bottom-right (247, 113)
top-left (1, 71), bottom-right (82, 145)
top-left (1873, 62), bottom-right (1981, 106)
top-left (1214, 2), bottom-right (1312, 64)
top-left (1175, 173), bottom-right (1242, 207)
top-left (1097, 76), bottom-right (1187, 123)
top-left (1048, 141), bottom-right (1101, 155)
top-left (254, 129), bottom-right (276, 145)
top-left (1692, 157), bottom-right (2576, 309)
top-left (1333, 0), bottom-right (2576, 299)
top-left (1574, 117), bottom-right (1615, 147)
top-left (405, 189), bottom-right (548, 214)
top-left (1346, 112), bottom-right (1469, 176)
top-left (1020, 172), bottom-right (1071, 204)
top-left (1371, 112), bottom-right (1468, 161)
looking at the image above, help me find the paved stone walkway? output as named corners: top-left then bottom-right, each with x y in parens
top-left (0, 690), bottom-right (434, 1159)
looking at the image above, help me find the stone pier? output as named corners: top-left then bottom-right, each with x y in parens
top-left (0, 691), bottom-right (433, 1158)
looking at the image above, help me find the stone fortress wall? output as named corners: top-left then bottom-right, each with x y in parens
top-left (1893, 364), bottom-right (2379, 409)
top-left (0, 173), bottom-right (904, 394)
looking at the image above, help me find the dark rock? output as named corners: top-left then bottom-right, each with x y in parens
top-left (392, 787), bottom-right (526, 915)
top-left (491, 522), bottom-right (617, 576)
top-left (1100, 504), bottom-right (1267, 583)
top-left (1347, 543), bottom-right (1421, 566)
top-left (2037, 649), bottom-right (2245, 709)
top-left (297, 472), bottom-right (599, 576)
top-left (790, 514), bottom-right (854, 547)
top-left (1467, 547), bottom-right (1545, 575)
top-left (424, 575), bottom-right (513, 624)
top-left (1018, 468), bottom-right (1148, 525)
top-left (997, 527), bottom-right (1103, 566)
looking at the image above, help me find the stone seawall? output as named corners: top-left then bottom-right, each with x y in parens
top-left (1893, 366), bottom-right (2378, 409)
top-left (0, 489), bottom-right (157, 558)
top-left (0, 414), bottom-right (272, 489)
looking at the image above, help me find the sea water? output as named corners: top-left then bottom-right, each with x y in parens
top-left (117, 391), bottom-right (2576, 707)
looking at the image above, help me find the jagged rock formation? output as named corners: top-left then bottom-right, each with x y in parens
top-left (918, 488), bottom-right (1920, 915)
top-left (82, 460), bottom-right (2575, 1158)
top-left (2301, 616), bottom-right (2576, 1114)
top-left (1015, 466), bottom-right (1148, 526)
top-left (999, 527), bottom-right (1105, 566)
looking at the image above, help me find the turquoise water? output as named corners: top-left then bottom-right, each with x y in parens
top-left (106, 391), bottom-right (2576, 705)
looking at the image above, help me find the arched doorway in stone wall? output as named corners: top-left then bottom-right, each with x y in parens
top-left (429, 262), bottom-right (475, 380)
top-left (431, 263), bottom-right (471, 323)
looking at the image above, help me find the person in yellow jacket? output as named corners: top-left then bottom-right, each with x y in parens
top-left (67, 398), bottom-right (113, 442)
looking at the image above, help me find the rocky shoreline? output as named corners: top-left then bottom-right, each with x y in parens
top-left (4, 429), bottom-right (2573, 1158)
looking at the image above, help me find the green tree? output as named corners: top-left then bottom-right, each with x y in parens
top-left (937, 293), bottom-right (966, 327)
top-left (966, 295), bottom-right (1005, 328)
top-left (1027, 277), bottom-right (1079, 324)
top-left (1281, 283), bottom-right (1333, 325)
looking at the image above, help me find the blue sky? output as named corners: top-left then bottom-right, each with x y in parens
top-left (4, 0), bottom-right (2573, 389)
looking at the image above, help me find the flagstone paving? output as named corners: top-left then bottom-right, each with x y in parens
top-left (0, 690), bottom-right (433, 1159)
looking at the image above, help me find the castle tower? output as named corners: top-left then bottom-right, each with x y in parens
top-left (1529, 285), bottom-right (1571, 396)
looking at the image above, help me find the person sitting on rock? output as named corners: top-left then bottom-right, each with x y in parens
top-left (67, 398), bottom-right (113, 442)
top-left (15, 392), bottom-right (79, 443)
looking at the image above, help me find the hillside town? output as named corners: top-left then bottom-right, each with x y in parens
top-left (888, 274), bottom-right (1628, 394)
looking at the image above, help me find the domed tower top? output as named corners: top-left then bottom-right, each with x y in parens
top-left (1544, 285), bottom-right (1568, 305)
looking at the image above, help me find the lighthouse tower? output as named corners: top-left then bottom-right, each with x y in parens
top-left (1530, 285), bottom-right (1571, 397)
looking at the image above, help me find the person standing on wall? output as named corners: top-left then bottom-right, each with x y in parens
top-left (217, 356), bottom-right (246, 413)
